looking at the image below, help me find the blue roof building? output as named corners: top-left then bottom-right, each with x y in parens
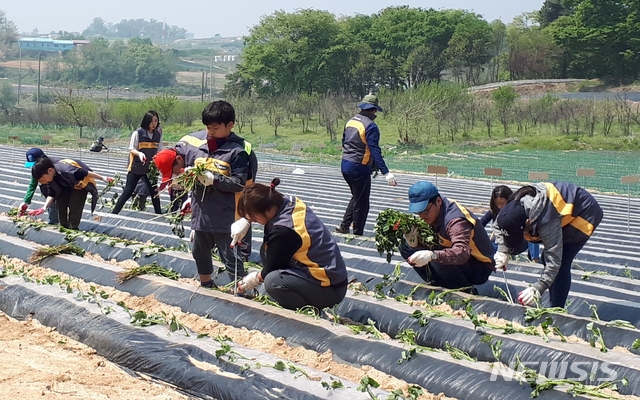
top-left (19, 38), bottom-right (76, 52)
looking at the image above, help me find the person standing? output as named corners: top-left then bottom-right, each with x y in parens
top-left (112, 110), bottom-right (163, 214)
top-left (153, 101), bottom-right (250, 289)
top-left (494, 182), bottom-right (603, 308)
top-left (336, 94), bottom-right (397, 236)
top-left (400, 181), bottom-right (495, 291)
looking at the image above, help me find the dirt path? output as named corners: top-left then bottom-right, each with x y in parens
top-left (0, 311), bottom-right (190, 400)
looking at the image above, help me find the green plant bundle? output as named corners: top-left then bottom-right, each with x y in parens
top-left (28, 244), bottom-right (86, 264)
top-left (374, 209), bottom-right (436, 263)
top-left (116, 262), bottom-right (181, 284)
top-left (147, 161), bottom-right (160, 187)
top-left (172, 162), bottom-right (212, 194)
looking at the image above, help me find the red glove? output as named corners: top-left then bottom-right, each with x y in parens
top-left (181, 198), bottom-right (191, 215)
top-left (19, 202), bottom-right (28, 216)
top-left (28, 208), bottom-right (45, 216)
top-left (158, 179), bottom-right (171, 192)
top-left (106, 177), bottom-right (114, 183)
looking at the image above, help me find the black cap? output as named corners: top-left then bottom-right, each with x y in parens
top-left (496, 200), bottom-right (528, 250)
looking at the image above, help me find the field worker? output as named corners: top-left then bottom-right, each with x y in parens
top-left (19, 148), bottom-right (58, 225)
top-left (336, 94), bottom-right (397, 236)
top-left (153, 101), bottom-right (251, 289)
top-left (112, 110), bottom-right (163, 215)
top-left (494, 182), bottom-right (603, 308)
top-left (480, 185), bottom-right (541, 263)
top-left (30, 157), bottom-right (112, 230)
top-left (234, 178), bottom-right (348, 311)
top-left (400, 181), bottom-right (495, 292)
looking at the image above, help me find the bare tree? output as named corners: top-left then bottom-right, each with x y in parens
top-left (55, 88), bottom-right (97, 138)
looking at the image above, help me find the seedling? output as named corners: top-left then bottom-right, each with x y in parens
top-left (323, 306), bottom-right (340, 324)
top-left (621, 267), bottom-right (634, 279)
top-left (296, 305), bottom-right (320, 319)
top-left (410, 308), bottom-right (451, 327)
top-left (357, 375), bottom-right (380, 399)
top-left (493, 285), bottom-right (513, 303)
top-left (129, 310), bottom-right (165, 327)
top-left (524, 306), bottom-right (567, 322)
top-left (116, 262), bottom-right (181, 284)
top-left (605, 320), bottom-right (636, 329)
top-left (632, 339), bottom-right (640, 350)
top-left (480, 334), bottom-right (503, 361)
top-left (347, 319), bottom-right (383, 339)
top-left (580, 270), bottom-right (609, 281)
top-left (586, 322), bottom-right (607, 353)
top-left (445, 341), bottom-right (476, 362)
top-left (321, 378), bottom-right (345, 390)
top-left (586, 302), bottom-right (601, 320)
top-left (373, 262), bottom-right (403, 300)
top-left (253, 294), bottom-right (282, 308)
top-left (169, 315), bottom-right (190, 336)
top-left (213, 334), bottom-right (250, 362)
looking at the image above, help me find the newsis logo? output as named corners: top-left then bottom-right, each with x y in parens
top-left (490, 361), bottom-right (618, 384)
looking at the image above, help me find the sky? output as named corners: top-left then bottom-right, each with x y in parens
top-left (3, 0), bottom-right (545, 39)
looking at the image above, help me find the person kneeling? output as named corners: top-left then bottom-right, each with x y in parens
top-left (234, 178), bottom-right (348, 311)
top-left (400, 181), bottom-right (496, 292)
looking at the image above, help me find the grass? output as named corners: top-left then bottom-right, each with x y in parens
top-left (28, 244), bottom-right (86, 264)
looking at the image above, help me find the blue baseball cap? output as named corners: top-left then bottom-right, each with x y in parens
top-left (25, 148), bottom-right (46, 168)
top-left (496, 200), bottom-right (528, 249)
top-left (408, 181), bottom-right (439, 213)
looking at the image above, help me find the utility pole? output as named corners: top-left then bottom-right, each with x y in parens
top-left (209, 51), bottom-right (213, 100)
top-left (201, 71), bottom-right (204, 102)
top-left (18, 43), bottom-right (22, 104)
top-left (37, 51), bottom-right (42, 106)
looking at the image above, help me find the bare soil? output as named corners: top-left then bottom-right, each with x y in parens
top-left (0, 256), bottom-right (454, 400)
top-left (0, 311), bottom-right (189, 400)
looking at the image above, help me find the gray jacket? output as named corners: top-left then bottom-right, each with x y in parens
top-left (495, 183), bottom-right (563, 295)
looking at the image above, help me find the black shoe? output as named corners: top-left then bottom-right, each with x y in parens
top-left (335, 225), bottom-right (350, 234)
top-left (200, 280), bottom-right (218, 289)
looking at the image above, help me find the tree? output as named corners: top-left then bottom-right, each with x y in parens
top-left (0, 10), bottom-right (18, 59)
top-left (83, 17), bottom-right (108, 37)
top-left (56, 88), bottom-right (97, 138)
top-left (538, 0), bottom-right (572, 27)
top-left (492, 86), bottom-right (519, 135)
top-left (0, 82), bottom-right (17, 110)
top-left (505, 14), bottom-right (560, 80)
top-left (546, 0), bottom-right (640, 80)
top-left (237, 9), bottom-right (343, 95)
top-left (445, 14), bottom-right (493, 85)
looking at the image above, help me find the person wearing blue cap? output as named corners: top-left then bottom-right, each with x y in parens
top-left (494, 182), bottom-right (603, 308)
top-left (19, 148), bottom-right (58, 225)
top-left (336, 94), bottom-right (397, 236)
top-left (400, 181), bottom-right (495, 291)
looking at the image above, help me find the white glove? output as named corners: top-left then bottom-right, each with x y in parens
top-left (385, 172), bottom-right (397, 186)
top-left (404, 226), bottom-right (419, 248)
top-left (189, 230), bottom-right (195, 243)
top-left (408, 250), bottom-right (436, 267)
top-left (494, 252), bottom-right (509, 271)
top-left (138, 152), bottom-right (147, 164)
top-left (238, 271), bottom-right (261, 292)
top-left (518, 287), bottom-right (540, 307)
top-left (197, 171), bottom-right (216, 187)
top-left (230, 218), bottom-right (251, 247)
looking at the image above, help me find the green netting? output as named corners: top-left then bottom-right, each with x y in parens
top-left (258, 149), bottom-right (640, 197)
